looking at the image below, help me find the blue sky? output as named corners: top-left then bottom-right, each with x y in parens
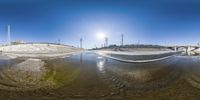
top-left (0, 0), bottom-right (200, 48)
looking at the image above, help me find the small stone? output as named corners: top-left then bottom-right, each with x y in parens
top-left (115, 79), bottom-right (120, 84)
top-left (112, 78), bottom-right (116, 82)
top-left (110, 92), bottom-right (115, 95)
top-left (120, 84), bottom-right (125, 88)
top-left (120, 88), bottom-right (124, 92)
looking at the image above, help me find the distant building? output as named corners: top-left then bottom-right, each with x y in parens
top-left (11, 40), bottom-right (26, 45)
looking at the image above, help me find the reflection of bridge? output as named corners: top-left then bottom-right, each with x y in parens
top-left (167, 46), bottom-right (200, 52)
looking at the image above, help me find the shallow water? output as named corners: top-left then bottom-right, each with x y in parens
top-left (0, 52), bottom-right (200, 99)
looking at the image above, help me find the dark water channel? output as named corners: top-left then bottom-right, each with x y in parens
top-left (0, 52), bottom-right (200, 100)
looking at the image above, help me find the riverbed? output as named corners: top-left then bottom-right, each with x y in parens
top-left (0, 52), bottom-right (200, 99)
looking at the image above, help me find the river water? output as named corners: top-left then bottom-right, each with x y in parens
top-left (0, 52), bottom-right (200, 100)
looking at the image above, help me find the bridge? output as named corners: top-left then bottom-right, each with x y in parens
top-left (167, 45), bottom-right (200, 53)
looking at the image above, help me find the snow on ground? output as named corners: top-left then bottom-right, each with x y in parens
top-left (0, 43), bottom-right (83, 58)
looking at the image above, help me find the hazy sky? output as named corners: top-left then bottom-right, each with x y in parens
top-left (0, 0), bottom-right (200, 48)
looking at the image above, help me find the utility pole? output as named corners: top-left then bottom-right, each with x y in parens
top-left (80, 37), bottom-right (83, 48)
top-left (121, 34), bottom-right (124, 46)
top-left (7, 25), bottom-right (11, 45)
top-left (58, 39), bottom-right (60, 44)
top-left (105, 37), bottom-right (108, 47)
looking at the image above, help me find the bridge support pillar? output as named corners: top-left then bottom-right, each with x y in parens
top-left (174, 46), bottom-right (177, 52)
top-left (187, 46), bottom-right (191, 52)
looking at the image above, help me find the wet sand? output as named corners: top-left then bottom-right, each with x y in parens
top-left (0, 52), bottom-right (200, 99)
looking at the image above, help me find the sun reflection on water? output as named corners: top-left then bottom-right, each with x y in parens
top-left (96, 56), bottom-right (106, 71)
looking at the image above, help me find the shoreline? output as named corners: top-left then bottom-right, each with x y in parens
top-left (0, 43), bottom-right (84, 59)
top-left (0, 51), bottom-right (83, 59)
top-left (94, 49), bottom-right (179, 63)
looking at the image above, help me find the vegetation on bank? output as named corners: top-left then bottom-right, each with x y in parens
top-left (43, 59), bottom-right (81, 88)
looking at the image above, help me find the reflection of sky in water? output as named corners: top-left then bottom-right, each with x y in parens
top-left (96, 56), bottom-right (106, 71)
top-left (97, 56), bottom-right (200, 89)
top-left (183, 51), bottom-right (200, 56)
top-left (96, 56), bottom-right (183, 91)
top-left (106, 61), bottom-right (171, 82)
top-left (0, 52), bottom-right (200, 97)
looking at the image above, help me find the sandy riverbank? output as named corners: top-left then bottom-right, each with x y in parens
top-left (0, 58), bottom-right (55, 91)
top-left (0, 43), bottom-right (84, 58)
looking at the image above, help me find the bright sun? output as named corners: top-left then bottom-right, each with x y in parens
top-left (96, 32), bottom-right (106, 40)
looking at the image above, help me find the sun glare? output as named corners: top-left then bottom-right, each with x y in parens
top-left (96, 32), bottom-right (106, 40)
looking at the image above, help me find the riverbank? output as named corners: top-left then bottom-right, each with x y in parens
top-left (94, 47), bottom-right (178, 63)
top-left (0, 43), bottom-right (84, 59)
top-left (0, 58), bottom-right (55, 91)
